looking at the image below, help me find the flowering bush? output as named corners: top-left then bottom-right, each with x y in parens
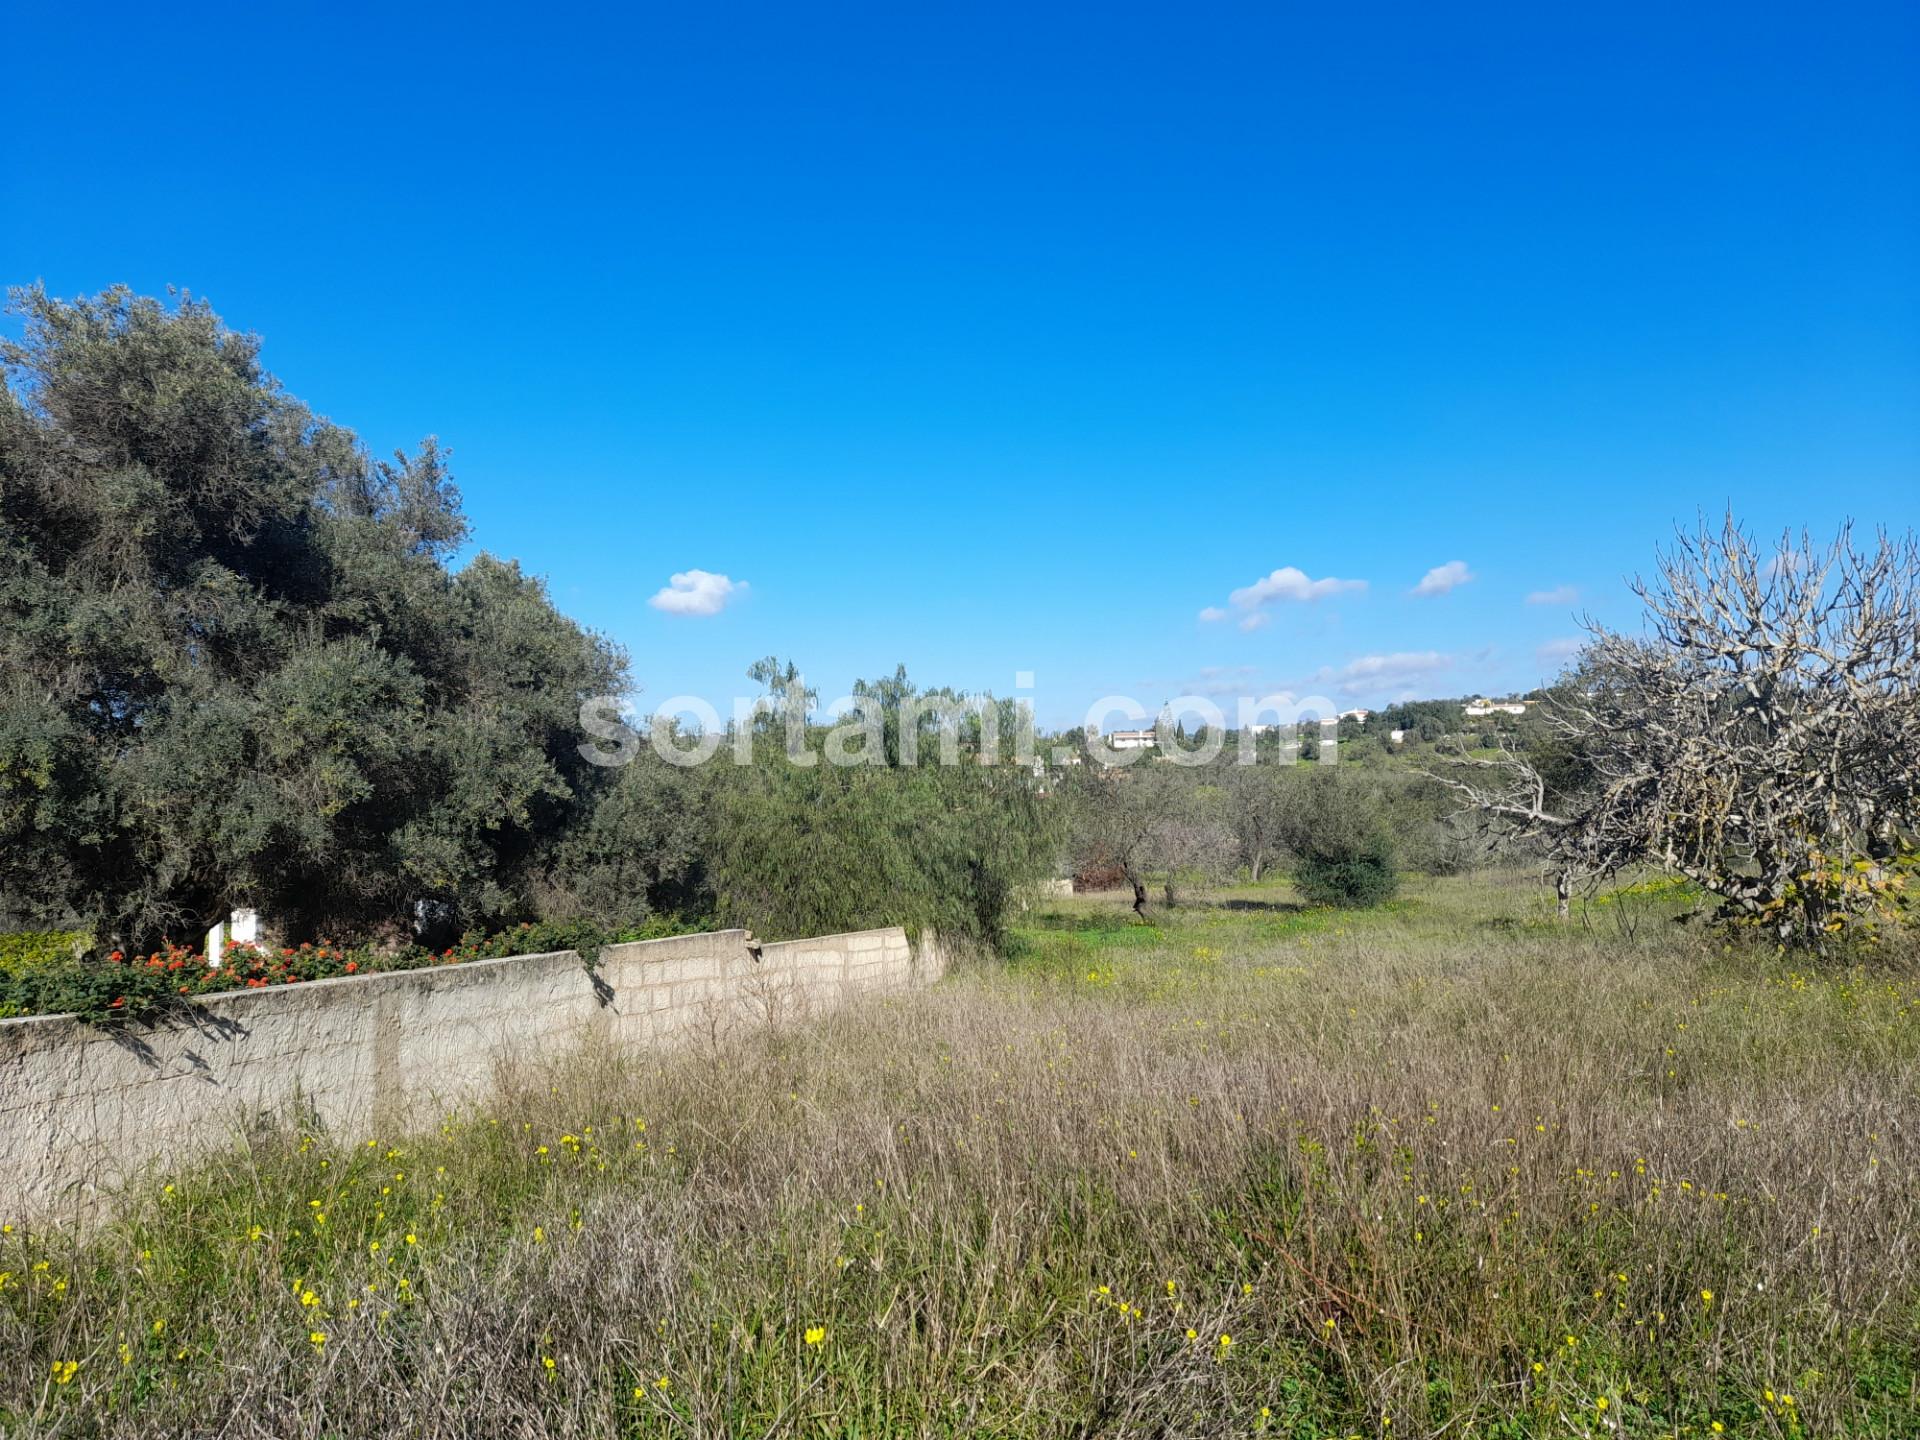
top-left (0, 916), bottom-right (695, 1023)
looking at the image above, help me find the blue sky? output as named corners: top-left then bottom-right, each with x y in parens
top-left (6, 1), bottom-right (1917, 725)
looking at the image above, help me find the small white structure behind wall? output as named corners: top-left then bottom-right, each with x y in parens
top-left (0, 923), bottom-right (948, 1225)
top-left (204, 907), bottom-right (261, 969)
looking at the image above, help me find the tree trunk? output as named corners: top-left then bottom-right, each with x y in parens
top-left (1556, 867), bottom-right (1572, 920)
top-left (1131, 879), bottom-right (1149, 919)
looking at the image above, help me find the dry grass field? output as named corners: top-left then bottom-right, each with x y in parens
top-left (3, 874), bottom-right (1917, 1438)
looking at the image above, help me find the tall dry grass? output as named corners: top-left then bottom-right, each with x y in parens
top-left (2, 876), bottom-right (1916, 1437)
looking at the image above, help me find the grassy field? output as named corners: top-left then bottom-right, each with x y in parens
top-left (3, 874), bottom-right (1917, 1438)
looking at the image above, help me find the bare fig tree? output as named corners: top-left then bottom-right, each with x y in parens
top-left (1426, 517), bottom-right (1920, 941)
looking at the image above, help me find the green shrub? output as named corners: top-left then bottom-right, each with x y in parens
top-left (710, 759), bottom-right (1054, 949)
top-left (1278, 769), bottom-right (1403, 908)
top-left (1293, 841), bottom-right (1400, 907)
top-left (0, 929), bottom-right (93, 975)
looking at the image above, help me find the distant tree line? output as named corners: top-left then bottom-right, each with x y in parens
top-left (5, 291), bottom-right (1910, 956)
top-left (1057, 743), bottom-right (1484, 914)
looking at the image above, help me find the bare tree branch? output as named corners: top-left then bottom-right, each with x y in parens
top-left (1429, 515), bottom-right (1920, 943)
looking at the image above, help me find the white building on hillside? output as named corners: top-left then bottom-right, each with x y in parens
top-left (1107, 728), bottom-right (1158, 750)
top-left (1463, 697), bottom-right (1534, 717)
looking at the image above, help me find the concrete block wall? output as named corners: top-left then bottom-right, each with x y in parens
top-left (0, 925), bottom-right (945, 1227)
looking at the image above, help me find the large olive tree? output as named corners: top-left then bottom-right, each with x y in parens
top-left (0, 286), bottom-right (627, 947)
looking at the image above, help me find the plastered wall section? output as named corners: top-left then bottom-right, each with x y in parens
top-left (0, 925), bottom-right (947, 1225)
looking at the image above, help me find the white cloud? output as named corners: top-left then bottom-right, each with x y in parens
top-left (1411, 561), bottom-right (1474, 597)
top-left (1199, 566), bottom-right (1365, 624)
top-left (1230, 566), bottom-right (1367, 608)
top-left (1238, 611), bottom-right (1272, 633)
top-left (1526, 584), bottom-right (1578, 606)
top-left (1536, 635), bottom-right (1584, 665)
top-left (1315, 650), bottom-right (1454, 697)
top-left (647, 569), bottom-right (748, 617)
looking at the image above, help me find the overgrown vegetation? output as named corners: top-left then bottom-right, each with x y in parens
top-left (9, 289), bottom-right (1908, 979)
top-left (1272, 769), bottom-right (1402, 908)
top-left (4, 288), bottom-right (1919, 1436)
top-left (712, 759), bottom-right (1053, 950)
top-left (4, 876), bottom-right (1915, 1437)
top-left (0, 918), bottom-right (688, 1024)
top-left (0, 929), bottom-right (90, 975)
top-left (1062, 763), bottom-right (1426, 915)
top-left (0, 289), bottom-right (1059, 966)
top-left (0, 287), bottom-right (626, 948)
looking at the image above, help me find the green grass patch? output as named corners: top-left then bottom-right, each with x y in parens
top-left (4, 875), bottom-right (1917, 1436)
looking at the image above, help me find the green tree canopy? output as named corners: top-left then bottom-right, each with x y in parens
top-left (0, 286), bottom-right (626, 947)
top-left (708, 663), bottom-right (1056, 948)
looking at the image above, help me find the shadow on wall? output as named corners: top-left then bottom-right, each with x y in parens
top-left (0, 925), bottom-right (948, 1228)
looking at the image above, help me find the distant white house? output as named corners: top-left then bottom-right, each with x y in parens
top-left (1107, 727), bottom-right (1158, 750)
top-left (1389, 728), bottom-right (1408, 744)
top-left (1463, 697), bottom-right (1534, 718)
top-left (1339, 708), bottom-right (1371, 722)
